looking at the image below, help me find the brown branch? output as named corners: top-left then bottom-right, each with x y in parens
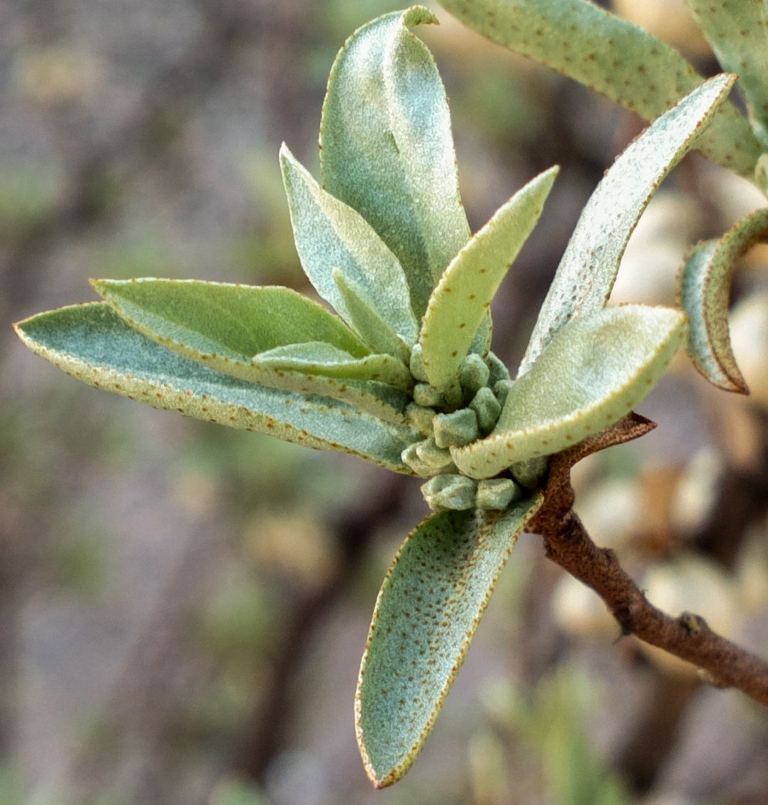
top-left (529, 415), bottom-right (768, 708)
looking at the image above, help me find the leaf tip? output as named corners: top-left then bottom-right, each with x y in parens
top-left (11, 318), bottom-right (27, 341)
top-left (89, 277), bottom-right (110, 297)
top-left (542, 163), bottom-right (560, 182)
top-left (732, 378), bottom-right (750, 395)
top-left (356, 731), bottom-right (417, 789)
top-left (278, 142), bottom-right (300, 176)
top-left (354, 704), bottom-right (403, 789)
top-left (402, 5), bottom-right (440, 29)
top-left (706, 368), bottom-right (749, 395)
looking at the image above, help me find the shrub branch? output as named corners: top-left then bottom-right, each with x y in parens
top-left (529, 414), bottom-right (768, 707)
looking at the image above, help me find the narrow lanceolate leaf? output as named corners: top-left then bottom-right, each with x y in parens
top-left (678, 207), bottom-right (768, 392)
top-left (356, 498), bottom-right (543, 788)
top-left (93, 277), bottom-right (409, 422)
top-left (452, 306), bottom-right (687, 480)
top-left (93, 278), bottom-right (368, 358)
top-left (280, 146), bottom-right (418, 344)
top-left (685, 0), bottom-right (768, 150)
top-left (518, 76), bottom-right (733, 377)
top-left (419, 167), bottom-right (559, 389)
top-left (438, 0), bottom-right (762, 177)
top-left (320, 6), bottom-right (471, 318)
top-left (14, 303), bottom-right (422, 472)
top-left (254, 342), bottom-right (413, 391)
top-left (333, 269), bottom-right (412, 364)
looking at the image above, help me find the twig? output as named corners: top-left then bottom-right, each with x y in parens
top-left (528, 415), bottom-right (768, 707)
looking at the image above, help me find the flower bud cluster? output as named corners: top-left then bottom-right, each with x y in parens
top-left (402, 348), bottom-right (534, 511)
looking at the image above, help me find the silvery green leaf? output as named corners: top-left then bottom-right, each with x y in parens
top-left (356, 498), bottom-right (543, 788)
top-left (14, 303), bottom-right (421, 472)
top-left (678, 207), bottom-right (768, 392)
top-left (519, 76), bottom-right (734, 376)
top-left (93, 277), bottom-right (408, 422)
top-left (254, 342), bottom-right (413, 390)
top-left (452, 306), bottom-right (687, 479)
top-left (93, 277), bottom-right (368, 357)
top-left (280, 145), bottom-right (418, 345)
top-left (684, 0), bottom-right (768, 150)
top-left (438, 0), bottom-right (762, 178)
top-left (320, 6), bottom-right (471, 318)
top-left (332, 268), bottom-right (412, 363)
top-left (419, 166), bottom-right (558, 389)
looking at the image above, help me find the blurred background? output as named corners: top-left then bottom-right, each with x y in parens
top-left (3, 0), bottom-right (768, 802)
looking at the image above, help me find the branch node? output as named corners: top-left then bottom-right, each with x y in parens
top-left (679, 611), bottom-right (710, 636)
top-left (600, 546), bottom-right (617, 564)
top-left (529, 416), bottom-right (768, 708)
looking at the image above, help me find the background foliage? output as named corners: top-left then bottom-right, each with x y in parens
top-left (4, 0), bottom-right (768, 803)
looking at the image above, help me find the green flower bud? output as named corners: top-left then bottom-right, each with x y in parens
top-left (421, 474), bottom-right (477, 511)
top-left (401, 442), bottom-right (434, 477)
top-left (511, 456), bottom-right (549, 489)
top-left (460, 353), bottom-right (490, 395)
top-left (405, 402), bottom-right (436, 436)
top-left (414, 383), bottom-right (444, 408)
top-left (469, 386), bottom-right (501, 433)
top-left (433, 408), bottom-right (479, 448)
top-left (415, 436), bottom-right (458, 474)
top-left (476, 478), bottom-right (522, 510)
top-left (486, 351), bottom-right (510, 385)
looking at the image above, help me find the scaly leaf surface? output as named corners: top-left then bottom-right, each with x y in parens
top-left (320, 7), bottom-right (471, 318)
top-left (356, 498), bottom-right (542, 788)
top-left (685, 0), bottom-right (768, 150)
top-left (15, 303), bottom-right (421, 471)
top-left (280, 146), bottom-right (418, 345)
top-left (332, 269), bottom-right (413, 363)
top-left (254, 342), bottom-right (413, 390)
top-left (93, 278), bottom-right (368, 357)
top-left (419, 167), bottom-right (558, 388)
top-left (519, 76), bottom-right (733, 376)
top-left (678, 207), bottom-right (768, 392)
top-left (438, 0), bottom-right (762, 177)
top-left (452, 306), bottom-right (687, 479)
top-left (94, 277), bottom-right (409, 421)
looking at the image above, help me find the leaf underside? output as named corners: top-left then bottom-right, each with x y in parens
top-left (452, 305), bottom-right (687, 479)
top-left (14, 303), bottom-right (421, 472)
top-left (320, 7), bottom-right (471, 319)
top-left (678, 207), bottom-right (768, 392)
top-left (419, 166), bottom-right (559, 389)
top-left (437, 0), bottom-right (762, 177)
top-left (356, 497), bottom-right (543, 788)
top-left (518, 75), bottom-right (734, 375)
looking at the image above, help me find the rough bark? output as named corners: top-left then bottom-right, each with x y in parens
top-left (529, 414), bottom-right (768, 708)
